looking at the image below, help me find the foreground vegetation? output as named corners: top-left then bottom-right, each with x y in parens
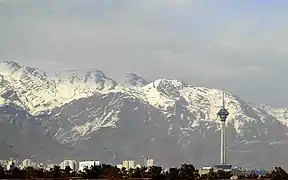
top-left (0, 164), bottom-right (288, 179)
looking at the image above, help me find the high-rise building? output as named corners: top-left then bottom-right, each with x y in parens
top-left (79, 161), bottom-right (100, 171)
top-left (7, 157), bottom-right (15, 170)
top-left (45, 163), bottom-right (55, 171)
top-left (21, 159), bottom-right (36, 169)
top-left (146, 158), bottom-right (154, 167)
top-left (128, 160), bottom-right (135, 169)
top-left (122, 160), bottom-right (129, 169)
top-left (59, 160), bottom-right (77, 171)
top-left (122, 160), bottom-right (135, 169)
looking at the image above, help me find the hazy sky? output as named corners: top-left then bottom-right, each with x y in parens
top-left (1, 0), bottom-right (288, 107)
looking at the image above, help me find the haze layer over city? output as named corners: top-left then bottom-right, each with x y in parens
top-left (1, 0), bottom-right (288, 178)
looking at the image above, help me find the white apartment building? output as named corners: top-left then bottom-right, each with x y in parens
top-left (122, 160), bottom-right (129, 169)
top-left (129, 160), bottom-right (135, 169)
top-left (21, 159), bottom-right (36, 169)
top-left (45, 163), bottom-right (55, 171)
top-left (79, 161), bottom-right (100, 171)
top-left (59, 160), bottom-right (77, 171)
top-left (116, 164), bottom-right (123, 169)
top-left (122, 160), bottom-right (135, 169)
top-left (146, 159), bottom-right (154, 167)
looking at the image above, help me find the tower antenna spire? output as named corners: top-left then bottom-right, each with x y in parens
top-left (222, 91), bottom-right (225, 108)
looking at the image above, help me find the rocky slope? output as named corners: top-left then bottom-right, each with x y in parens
top-left (1, 60), bottom-right (288, 168)
top-left (0, 104), bottom-right (74, 162)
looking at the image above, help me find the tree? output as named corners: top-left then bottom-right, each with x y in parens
top-left (166, 167), bottom-right (180, 180)
top-left (35, 168), bottom-right (46, 178)
top-left (197, 168), bottom-right (217, 180)
top-left (120, 167), bottom-right (128, 178)
top-left (64, 166), bottom-right (72, 177)
top-left (82, 165), bottom-right (101, 179)
top-left (130, 166), bottom-right (148, 178)
top-left (101, 164), bottom-right (122, 179)
top-left (51, 165), bottom-right (62, 178)
top-left (3, 162), bottom-right (287, 180)
top-left (140, 167), bottom-right (148, 178)
top-left (10, 167), bottom-right (24, 178)
top-left (127, 167), bottom-right (135, 178)
top-left (270, 167), bottom-right (288, 180)
top-left (131, 167), bottom-right (142, 178)
top-left (178, 164), bottom-right (199, 179)
top-left (215, 170), bottom-right (232, 179)
top-left (0, 165), bottom-right (5, 178)
top-left (245, 173), bottom-right (258, 179)
top-left (24, 167), bottom-right (37, 178)
top-left (148, 166), bottom-right (165, 180)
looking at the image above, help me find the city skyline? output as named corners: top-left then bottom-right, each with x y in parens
top-left (0, 155), bottom-right (273, 179)
top-left (0, 156), bottom-right (156, 171)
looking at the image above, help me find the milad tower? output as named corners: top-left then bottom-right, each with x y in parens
top-left (217, 92), bottom-right (229, 165)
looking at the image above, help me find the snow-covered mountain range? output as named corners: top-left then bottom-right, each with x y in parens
top-left (0, 60), bottom-right (288, 168)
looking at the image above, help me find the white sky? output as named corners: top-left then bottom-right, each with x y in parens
top-left (1, 0), bottom-right (288, 106)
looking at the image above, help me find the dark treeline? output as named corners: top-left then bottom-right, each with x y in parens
top-left (0, 164), bottom-right (288, 179)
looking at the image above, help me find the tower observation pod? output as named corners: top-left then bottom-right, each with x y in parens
top-left (217, 92), bottom-right (229, 165)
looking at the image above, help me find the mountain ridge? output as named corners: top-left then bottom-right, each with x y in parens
top-left (1, 60), bottom-right (288, 168)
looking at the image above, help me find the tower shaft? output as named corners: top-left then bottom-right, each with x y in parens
top-left (220, 121), bottom-right (226, 164)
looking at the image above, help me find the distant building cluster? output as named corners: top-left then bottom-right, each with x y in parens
top-left (116, 157), bottom-right (155, 170)
top-left (0, 156), bottom-right (155, 172)
top-left (0, 156), bottom-right (270, 178)
top-left (59, 160), bottom-right (77, 171)
top-left (79, 161), bottom-right (100, 171)
top-left (0, 157), bottom-right (55, 171)
top-left (199, 164), bottom-right (267, 177)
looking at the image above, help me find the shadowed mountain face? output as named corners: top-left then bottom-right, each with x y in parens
top-left (0, 105), bottom-right (73, 163)
top-left (1, 61), bottom-right (288, 168)
top-left (38, 92), bottom-right (184, 167)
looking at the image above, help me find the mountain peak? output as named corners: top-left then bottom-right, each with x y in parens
top-left (118, 73), bottom-right (150, 87)
top-left (0, 60), bottom-right (23, 76)
top-left (53, 69), bottom-right (110, 81)
top-left (148, 79), bottom-right (189, 91)
top-left (0, 60), bottom-right (47, 81)
top-left (0, 60), bottom-right (22, 68)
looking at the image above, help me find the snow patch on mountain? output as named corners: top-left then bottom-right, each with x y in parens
top-left (262, 105), bottom-right (288, 126)
top-left (50, 69), bottom-right (117, 102)
top-left (0, 96), bottom-right (5, 105)
top-left (141, 79), bottom-right (176, 110)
